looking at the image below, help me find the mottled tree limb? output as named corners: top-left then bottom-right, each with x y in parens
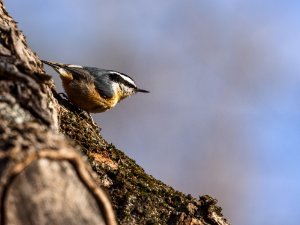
top-left (0, 1), bottom-right (230, 224)
top-left (0, 1), bottom-right (116, 224)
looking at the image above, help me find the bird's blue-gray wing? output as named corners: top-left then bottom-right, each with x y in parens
top-left (83, 67), bottom-right (115, 99)
top-left (62, 66), bottom-right (114, 99)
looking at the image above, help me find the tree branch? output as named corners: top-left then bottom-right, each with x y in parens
top-left (0, 1), bottom-right (230, 224)
top-left (0, 1), bottom-right (116, 224)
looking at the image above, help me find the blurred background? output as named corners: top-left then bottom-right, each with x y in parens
top-left (5, 0), bottom-right (300, 224)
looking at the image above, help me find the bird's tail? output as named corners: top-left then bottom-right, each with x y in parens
top-left (42, 60), bottom-right (73, 81)
top-left (41, 60), bottom-right (64, 69)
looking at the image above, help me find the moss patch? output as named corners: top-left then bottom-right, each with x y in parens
top-left (58, 104), bottom-right (228, 225)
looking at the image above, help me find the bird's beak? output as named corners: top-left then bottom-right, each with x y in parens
top-left (136, 88), bottom-right (150, 93)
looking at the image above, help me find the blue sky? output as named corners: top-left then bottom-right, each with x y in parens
top-left (5, 1), bottom-right (300, 224)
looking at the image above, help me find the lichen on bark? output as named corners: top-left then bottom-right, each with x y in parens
top-left (58, 97), bottom-right (229, 225)
top-left (0, 0), bottom-right (230, 224)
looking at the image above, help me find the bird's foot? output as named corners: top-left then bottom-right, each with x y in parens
top-left (58, 92), bottom-right (69, 100)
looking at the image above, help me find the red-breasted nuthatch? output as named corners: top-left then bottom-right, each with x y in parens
top-left (42, 60), bottom-right (149, 113)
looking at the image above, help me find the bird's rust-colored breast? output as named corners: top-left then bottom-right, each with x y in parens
top-left (62, 79), bottom-right (120, 113)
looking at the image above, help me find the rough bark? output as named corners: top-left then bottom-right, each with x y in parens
top-left (0, 1), bottom-right (230, 225)
top-left (0, 1), bottom-right (116, 225)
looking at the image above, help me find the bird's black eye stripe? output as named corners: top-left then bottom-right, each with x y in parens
top-left (109, 73), bottom-right (136, 88)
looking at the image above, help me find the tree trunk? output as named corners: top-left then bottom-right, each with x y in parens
top-left (0, 1), bottom-right (230, 225)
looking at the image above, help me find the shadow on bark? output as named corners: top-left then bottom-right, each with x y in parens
top-left (0, 1), bottom-right (230, 224)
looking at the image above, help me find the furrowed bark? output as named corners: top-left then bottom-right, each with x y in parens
top-left (0, 1), bottom-right (116, 225)
top-left (0, 1), bottom-right (230, 224)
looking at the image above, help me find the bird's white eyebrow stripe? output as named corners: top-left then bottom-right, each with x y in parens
top-left (67, 64), bottom-right (83, 68)
top-left (110, 72), bottom-right (136, 86)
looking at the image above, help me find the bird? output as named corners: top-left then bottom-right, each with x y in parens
top-left (42, 60), bottom-right (149, 113)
